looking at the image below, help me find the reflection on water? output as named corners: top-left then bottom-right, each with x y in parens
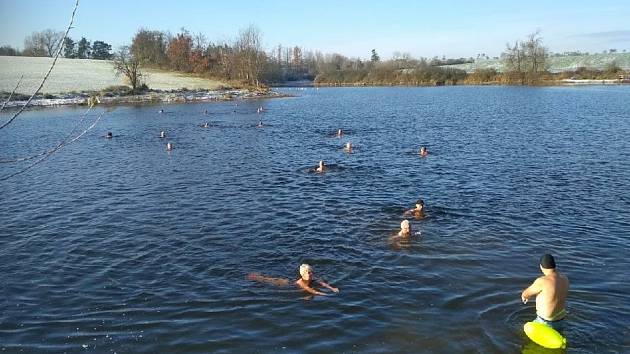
top-left (1, 86), bottom-right (630, 353)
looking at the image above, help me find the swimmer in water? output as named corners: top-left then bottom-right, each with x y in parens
top-left (166, 142), bottom-right (173, 151)
top-left (247, 264), bottom-right (339, 296)
top-left (419, 146), bottom-right (428, 157)
top-left (344, 142), bottom-right (352, 153)
top-left (158, 109), bottom-right (164, 114)
top-left (336, 128), bottom-right (344, 137)
top-left (315, 160), bottom-right (326, 173)
top-left (397, 219), bottom-right (412, 237)
top-left (204, 109), bottom-right (208, 115)
top-left (403, 199), bottom-right (425, 219)
top-left (256, 121), bottom-right (263, 128)
top-left (389, 220), bottom-right (414, 249)
top-left (201, 122), bottom-right (209, 128)
top-left (159, 131), bottom-right (166, 138)
top-left (105, 132), bottom-right (113, 139)
top-left (521, 254), bottom-right (569, 331)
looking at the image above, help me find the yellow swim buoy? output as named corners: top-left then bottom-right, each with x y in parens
top-left (524, 321), bottom-right (566, 349)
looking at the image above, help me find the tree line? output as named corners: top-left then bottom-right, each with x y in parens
top-left (3, 27), bottom-right (626, 90)
top-left (0, 29), bottom-right (112, 60)
top-left (122, 26), bottom-right (474, 87)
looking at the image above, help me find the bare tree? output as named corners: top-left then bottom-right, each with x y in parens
top-left (23, 29), bottom-right (64, 57)
top-left (503, 40), bottom-right (524, 84)
top-left (234, 25), bottom-right (265, 86)
top-left (113, 46), bottom-right (144, 93)
top-left (23, 32), bottom-right (47, 57)
top-left (522, 31), bottom-right (548, 82)
top-left (503, 31), bottom-right (548, 84)
top-left (43, 29), bottom-right (64, 56)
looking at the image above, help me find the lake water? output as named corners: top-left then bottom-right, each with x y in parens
top-left (1, 86), bottom-right (629, 353)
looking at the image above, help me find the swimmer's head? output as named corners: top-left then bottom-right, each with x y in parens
top-left (400, 219), bottom-right (410, 232)
top-left (540, 254), bottom-right (556, 270)
top-left (415, 199), bottom-right (424, 210)
top-left (319, 160), bottom-right (325, 168)
top-left (299, 264), bottom-right (313, 280)
top-left (106, 132), bottom-right (113, 138)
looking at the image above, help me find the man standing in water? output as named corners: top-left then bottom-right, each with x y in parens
top-left (521, 254), bottom-right (569, 330)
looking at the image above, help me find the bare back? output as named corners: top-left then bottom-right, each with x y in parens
top-left (535, 272), bottom-right (569, 320)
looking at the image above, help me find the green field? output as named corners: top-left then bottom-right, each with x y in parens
top-left (0, 56), bottom-right (225, 94)
top-left (442, 53), bottom-right (630, 73)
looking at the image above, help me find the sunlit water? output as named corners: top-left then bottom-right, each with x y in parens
top-left (1, 86), bottom-right (629, 353)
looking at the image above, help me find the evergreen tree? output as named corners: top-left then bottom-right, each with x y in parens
top-left (63, 37), bottom-right (75, 58)
top-left (77, 37), bottom-right (91, 59)
top-left (92, 40), bottom-right (112, 60)
top-left (371, 49), bottom-right (380, 62)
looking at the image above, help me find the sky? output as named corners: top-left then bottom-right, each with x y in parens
top-left (1, 0), bottom-right (629, 59)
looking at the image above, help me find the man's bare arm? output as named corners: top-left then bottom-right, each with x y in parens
top-left (317, 279), bottom-right (339, 293)
top-left (296, 281), bottom-right (327, 295)
top-left (521, 277), bottom-right (543, 303)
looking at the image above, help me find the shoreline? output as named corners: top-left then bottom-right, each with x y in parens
top-left (313, 80), bottom-right (629, 87)
top-left (3, 79), bottom-right (627, 109)
top-left (1, 88), bottom-right (289, 109)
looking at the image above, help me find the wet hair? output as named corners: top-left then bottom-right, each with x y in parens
top-left (540, 254), bottom-right (556, 269)
top-left (401, 220), bottom-right (410, 229)
top-left (416, 199), bottom-right (424, 206)
top-left (299, 264), bottom-right (312, 278)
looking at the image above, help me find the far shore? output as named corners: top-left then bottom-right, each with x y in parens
top-left (3, 79), bottom-right (628, 110)
top-left (312, 79), bottom-right (630, 87)
top-left (1, 87), bottom-right (289, 109)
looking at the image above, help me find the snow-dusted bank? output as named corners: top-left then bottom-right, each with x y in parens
top-left (0, 56), bottom-right (287, 108)
top-left (2, 88), bottom-right (286, 109)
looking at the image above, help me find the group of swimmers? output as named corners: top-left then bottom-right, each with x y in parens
top-left (109, 104), bottom-right (570, 331)
top-left (249, 253), bottom-right (569, 335)
top-left (250, 126), bottom-right (569, 334)
top-left (313, 128), bottom-right (428, 173)
top-left (105, 105), bottom-right (268, 151)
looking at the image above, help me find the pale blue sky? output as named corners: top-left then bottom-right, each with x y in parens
top-left (1, 0), bottom-right (629, 59)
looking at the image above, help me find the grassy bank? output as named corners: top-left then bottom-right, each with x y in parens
top-left (0, 56), bottom-right (226, 95)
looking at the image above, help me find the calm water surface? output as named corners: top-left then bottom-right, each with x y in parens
top-left (1, 86), bottom-right (629, 353)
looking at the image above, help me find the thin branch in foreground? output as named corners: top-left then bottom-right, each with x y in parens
top-left (0, 104), bottom-right (94, 164)
top-left (0, 75), bottom-right (24, 112)
top-left (0, 0), bottom-right (79, 131)
top-left (0, 110), bottom-right (105, 181)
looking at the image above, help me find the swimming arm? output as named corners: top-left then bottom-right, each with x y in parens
top-left (521, 277), bottom-right (543, 304)
top-left (296, 281), bottom-right (327, 296)
top-left (317, 279), bottom-right (339, 293)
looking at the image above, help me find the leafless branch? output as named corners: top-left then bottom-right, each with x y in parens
top-left (0, 0), bottom-right (79, 131)
top-left (0, 109), bottom-right (104, 181)
top-left (0, 104), bottom-right (94, 164)
top-left (0, 75), bottom-right (23, 112)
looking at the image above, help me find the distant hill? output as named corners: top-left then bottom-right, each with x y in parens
top-left (0, 56), bottom-right (225, 94)
top-left (442, 53), bottom-right (630, 73)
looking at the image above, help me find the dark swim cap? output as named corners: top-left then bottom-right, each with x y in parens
top-left (540, 254), bottom-right (556, 269)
